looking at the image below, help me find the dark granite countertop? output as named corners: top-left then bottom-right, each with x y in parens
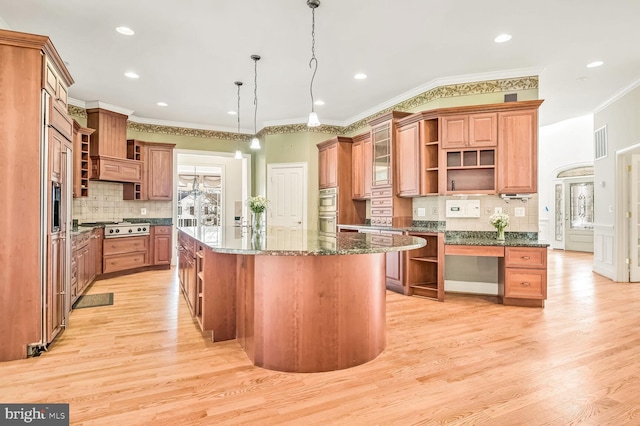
top-left (337, 222), bottom-right (548, 248)
top-left (179, 226), bottom-right (426, 256)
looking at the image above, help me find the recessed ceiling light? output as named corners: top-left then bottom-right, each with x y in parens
top-left (576, 77), bottom-right (588, 81)
top-left (587, 61), bottom-right (603, 68)
top-left (494, 34), bottom-right (512, 43)
top-left (228, 110), bottom-right (237, 115)
top-left (157, 102), bottom-right (168, 107)
top-left (124, 71), bottom-right (139, 79)
top-left (314, 100), bottom-right (325, 106)
top-left (354, 73), bottom-right (367, 80)
top-left (116, 26), bottom-right (135, 36)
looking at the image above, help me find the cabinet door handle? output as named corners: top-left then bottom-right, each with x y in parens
top-left (520, 282), bottom-right (531, 287)
top-left (521, 256), bottom-right (530, 260)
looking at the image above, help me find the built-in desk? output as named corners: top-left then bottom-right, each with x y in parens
top-left (444, 241), bottom-right (548, 308)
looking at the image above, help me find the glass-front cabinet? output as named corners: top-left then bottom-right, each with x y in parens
top-left (372, 122), bottom-right (391, 187)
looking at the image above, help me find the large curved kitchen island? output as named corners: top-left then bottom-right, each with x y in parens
top-left (178, 226), bottom-right (425, 373)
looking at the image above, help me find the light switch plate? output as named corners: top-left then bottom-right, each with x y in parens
top-left (141, 208), bottom-right (147, 215)
top-left (494, 207), bottom-right (502, 214)
top-left (417, 208), bottom-right (426, 217)
top-left (515, 207), bottom-right (525, 217)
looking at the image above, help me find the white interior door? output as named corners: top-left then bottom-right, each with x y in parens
top-left (630, 154), bottom-right (640, 281)
top-left (267, 163), bottom-right (307, 229)
top-left (564, 177), bottom-right (594, 252)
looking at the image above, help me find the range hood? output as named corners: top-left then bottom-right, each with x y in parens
top-left (86, 105), bottom-right (142, 183)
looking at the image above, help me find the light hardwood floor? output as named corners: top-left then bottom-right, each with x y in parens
top-left (2, 250), bottom-right (640, 425)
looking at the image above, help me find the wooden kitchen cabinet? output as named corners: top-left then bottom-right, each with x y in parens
top-left (152, 225), bottom-right (172, 265)
top-left (396, 114), bottom-right (439, 197)
top-left (351, 132), bottom-right (372, 200)
top-left (72, 121), bottom-right (94, 198)
top-left (499, 246), bottom-right (547, 307)
top-left (405, 232), bottom-right (444, 301)
top-left (87, 108), bottom-right (143, 183)
top-left (497, 108), bottom-right (539, 194)
top-left (441, 112), bottom-right (497, 149)
top-left (123, 140), bottom-right (175, 200)
top-left (0, 29), bottom-right (76, 361)
top-left (367, 112), bottom-right (412, 227)
top-left (316, 136), bottom-right (366, 225)
top-left (102, 236), bottom-right (149, 274)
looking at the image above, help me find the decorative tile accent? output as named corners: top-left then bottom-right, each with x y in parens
top-left (69, 76), bottom-right (538, 138)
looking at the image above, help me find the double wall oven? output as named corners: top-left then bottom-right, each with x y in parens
top-left (318, 187), bottom-right (338, 234)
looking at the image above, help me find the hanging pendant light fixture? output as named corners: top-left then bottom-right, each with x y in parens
top-left (234, 81), bottom-right (243, 159)
top-left (307, 0), bottom-right (321, 127)
top-left (250, 54), bottom-right (261, 150)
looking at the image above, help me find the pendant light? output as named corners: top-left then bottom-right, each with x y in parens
top-left (234, 81), bottom-right (243, 160)
top-left (307, 0), bottom-right (321, 127)
top-left (250, 54), bottom-right (261, 150)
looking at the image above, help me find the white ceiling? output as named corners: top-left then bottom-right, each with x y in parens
top-left (1, 0), bottom-right (639, 132)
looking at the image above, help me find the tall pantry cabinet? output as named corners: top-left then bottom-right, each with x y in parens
top-left (0, 29), bottom-right (74, 361)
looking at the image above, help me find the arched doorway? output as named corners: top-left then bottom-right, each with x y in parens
top-left (553, 166), bottom-right (594, 252)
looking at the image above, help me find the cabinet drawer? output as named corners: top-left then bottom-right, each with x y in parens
top-left (505, 247), bottom-right (547, 268)
top-left (371, 207), bottom-right (393, 216)
top-left (103, 236), bottom-right (149, 255)
top-left (371, 197), bottom-right (392, 208)
top-left (103, 252), bottom-right (148, 273)
top-left (504, 268), bottom-right (546, 299)
top-left (154, 225), bottom-right (172, 235)
top-left (371, 187), bottom-right (392, 198)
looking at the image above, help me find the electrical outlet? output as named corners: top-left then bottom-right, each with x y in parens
top-left (141, 208), bottom-right (147, 215)
top-left (418, 208), bottom-right (426, 217)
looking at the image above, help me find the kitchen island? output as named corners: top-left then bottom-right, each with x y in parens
top-left (178, 226), bottom-right (425, 373)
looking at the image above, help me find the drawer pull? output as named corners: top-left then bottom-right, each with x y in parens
top-left (520, 282), bottom-right (531, 287)
top-left (521, 256), bottom-right (530, 260)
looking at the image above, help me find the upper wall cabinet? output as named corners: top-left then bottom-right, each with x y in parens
top-left (123, 140), bottom-right (175, 201)
top-left (441, 112), bottom-right (497, 149)
top-left (396, 113), bottom-right (439, 197)
top-left (497, 107), bottom-right (539, 194)
top-left (351, 132), bottom-right (372, 200)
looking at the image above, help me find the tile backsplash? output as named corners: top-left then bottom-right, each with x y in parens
top-left (412, 194), bottom-right (539, 233)
top-left (72, 181), bottom-right (173, 223)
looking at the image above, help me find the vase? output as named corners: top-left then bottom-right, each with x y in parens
top-left (496, 227), bottom-right (505, 242)
top-left (252, 212), bottom-right (264, 233)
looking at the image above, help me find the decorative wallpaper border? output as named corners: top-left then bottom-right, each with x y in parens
top-left (68, 76), bottom-right (538, 139)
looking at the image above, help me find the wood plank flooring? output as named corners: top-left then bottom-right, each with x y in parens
top-left (2, 250), bottom-right (640, 425)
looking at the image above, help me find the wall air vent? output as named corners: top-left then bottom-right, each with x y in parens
top-left (594, 125), bottom-right (608, 160)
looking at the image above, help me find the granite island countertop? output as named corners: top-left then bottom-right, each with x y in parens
top-left (179, 226), bottom-right (426, 256)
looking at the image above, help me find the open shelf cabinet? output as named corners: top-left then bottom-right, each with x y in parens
top-left (405, 232), bottom-right (444, 301)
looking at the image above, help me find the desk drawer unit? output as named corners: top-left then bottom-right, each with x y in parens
top-left (503, 268), bottom-right (546, 299)
top-left (505, 247), bottom-right (547, 268)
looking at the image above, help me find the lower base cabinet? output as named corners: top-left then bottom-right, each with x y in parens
top-left (103, 236), bottom-right (149, 274)
top-left (499, 246), bottom-right (547, 307)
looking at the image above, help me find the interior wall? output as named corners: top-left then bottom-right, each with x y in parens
top-left (594, 83), bottom-right (640, 280)
top-left (538, 114), bottom-right (595, 245)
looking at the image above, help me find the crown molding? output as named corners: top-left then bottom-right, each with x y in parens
top-left (594, 77), bottom-right (640, 114)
